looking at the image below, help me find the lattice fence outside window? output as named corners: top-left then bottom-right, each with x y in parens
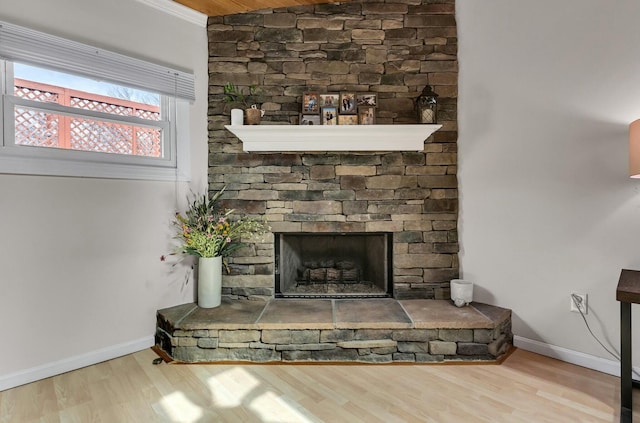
top-left (13, 79), bottom-right (161, 157)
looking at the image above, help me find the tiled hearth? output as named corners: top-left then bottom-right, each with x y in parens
top-left (155, 299), bottom-right (512, 364)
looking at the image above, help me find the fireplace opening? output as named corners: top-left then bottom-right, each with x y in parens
top-left (275, 232), bottom-right (393, 298)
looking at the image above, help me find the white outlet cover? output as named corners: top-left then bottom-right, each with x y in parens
top-left (570, 294), bottom-right (588, 314)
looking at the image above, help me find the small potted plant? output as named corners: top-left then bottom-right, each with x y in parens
top-left (223, 82), bottom-right (265, 125)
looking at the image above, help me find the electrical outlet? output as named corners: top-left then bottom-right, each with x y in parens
top-left (570, 293), bottom-right (588, 314)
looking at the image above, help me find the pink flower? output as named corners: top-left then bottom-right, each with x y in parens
top-left (218, 217), bottom-right (226, 224)
top-left (226, 237), bottom-right (231, 243)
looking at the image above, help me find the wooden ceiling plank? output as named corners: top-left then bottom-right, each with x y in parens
top-left (174, 0), bottom-right (345, 17)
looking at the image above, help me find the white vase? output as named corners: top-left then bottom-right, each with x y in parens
top-left (231, 108), bottom-right (244, 126)
top-left (198, 256), bottom-right (222, 308)
top-left (450, 279), bottom-right (473, 307)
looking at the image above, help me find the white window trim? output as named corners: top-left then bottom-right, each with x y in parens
top-left (4, 96), bottom-right (173, 165)
top-left (0, 101), bottom-right (191, 181)
top-left (0, 21), bottom-right (193, 182)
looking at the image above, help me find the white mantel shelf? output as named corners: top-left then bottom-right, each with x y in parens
top-left (224, 124), bottom-right (442, 152)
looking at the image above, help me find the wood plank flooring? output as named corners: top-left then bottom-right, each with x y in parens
top-left (0, 348), bottom-right (637, 422)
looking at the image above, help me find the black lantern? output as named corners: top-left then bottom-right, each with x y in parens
top-left (416, 85), bottom-right (438, 124)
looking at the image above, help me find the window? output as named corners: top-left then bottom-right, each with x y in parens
top-left (10, 63), bottom-right (165, 158)
top-left (0, 20), bottom-right (195, 180)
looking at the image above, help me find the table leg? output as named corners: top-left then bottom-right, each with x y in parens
top-left (622, 301), bottom-right (632, 423)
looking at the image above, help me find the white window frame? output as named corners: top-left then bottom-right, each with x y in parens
top-left (0, 21), bottom-right (193, 181)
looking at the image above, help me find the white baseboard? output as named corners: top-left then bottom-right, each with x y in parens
top-left (514, 335), bottom-right (640, 377)
top-left (0, 336), bottom-right (154, 392)
top-left (0, 335), bottom-right (632, 392)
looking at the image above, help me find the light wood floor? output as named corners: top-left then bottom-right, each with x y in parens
top-left (0, 348), bottom-right (637, 422)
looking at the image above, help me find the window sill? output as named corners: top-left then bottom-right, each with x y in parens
top-left (0, 154), bottom-right (190, 181)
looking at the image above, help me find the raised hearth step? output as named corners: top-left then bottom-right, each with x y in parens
top-left (155, 299), bottom-right (512, 364)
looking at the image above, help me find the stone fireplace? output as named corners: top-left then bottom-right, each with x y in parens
top-left (154, 0), bottom-right (514, 366)
top-left (207, 0), bottom-right (459, 301)
top-left (275, 232), bottom-right (392, 298)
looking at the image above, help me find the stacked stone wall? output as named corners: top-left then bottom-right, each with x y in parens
top-left (157, 326), bottom-right (512, 363)
top-left (207, 0), bottom-right (458, 299)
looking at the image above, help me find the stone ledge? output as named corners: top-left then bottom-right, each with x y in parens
top-left (337, 339), bottom-right (397, 349)
top-left (156, 299), bottom-right (513, 364)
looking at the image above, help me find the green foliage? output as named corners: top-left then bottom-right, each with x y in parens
top-left (172, 186), bottom-right (269, 259)
top-left (223, 82), bottom-right (264, 109)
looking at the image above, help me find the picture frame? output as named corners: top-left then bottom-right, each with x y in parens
top-left (338, 114), bottom-right (358, 125)
top-left (322, 107), bottom-right (338, 125)
top-left (300, 114), bottom-right (321, 125)
top-left (358, 106), bottom-right (376, 125)
top-left (302, 92), bottom-right (320, 114)
top-left (320, 93), bottom-right (340, 108)
top-left (340, 92), bottom-right (356, 114)
top-left (356, 93), bottom-right (377, 107)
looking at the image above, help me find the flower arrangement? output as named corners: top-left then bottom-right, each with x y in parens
top-left (167, 187), bottom-right (269, 260)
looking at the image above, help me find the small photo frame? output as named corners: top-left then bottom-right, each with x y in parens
top-left (303, 92), bottom-right (320, 114)
top-left (356, 93), bottom-right (377, 107)
top-left (320, 93), bottom-right (340, 107)
top-left (322, 107), bottom-right (338, 125)
top-left (300, 114), bottom-right (321, 125)
top-left (338, 115), bottom-right (358, 125)
top-left (358, 106), bottom-right (376, 125)
top-left (340, 93), bottom-right (356, 114)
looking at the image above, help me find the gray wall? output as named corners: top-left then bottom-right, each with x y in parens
top-left (458, 0), bottom-right (640, 363)
top-left (0, 0), bottom-right (208, 389)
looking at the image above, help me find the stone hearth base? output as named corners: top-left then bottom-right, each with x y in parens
top-left (156, 299), bottom-right (512, 364)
